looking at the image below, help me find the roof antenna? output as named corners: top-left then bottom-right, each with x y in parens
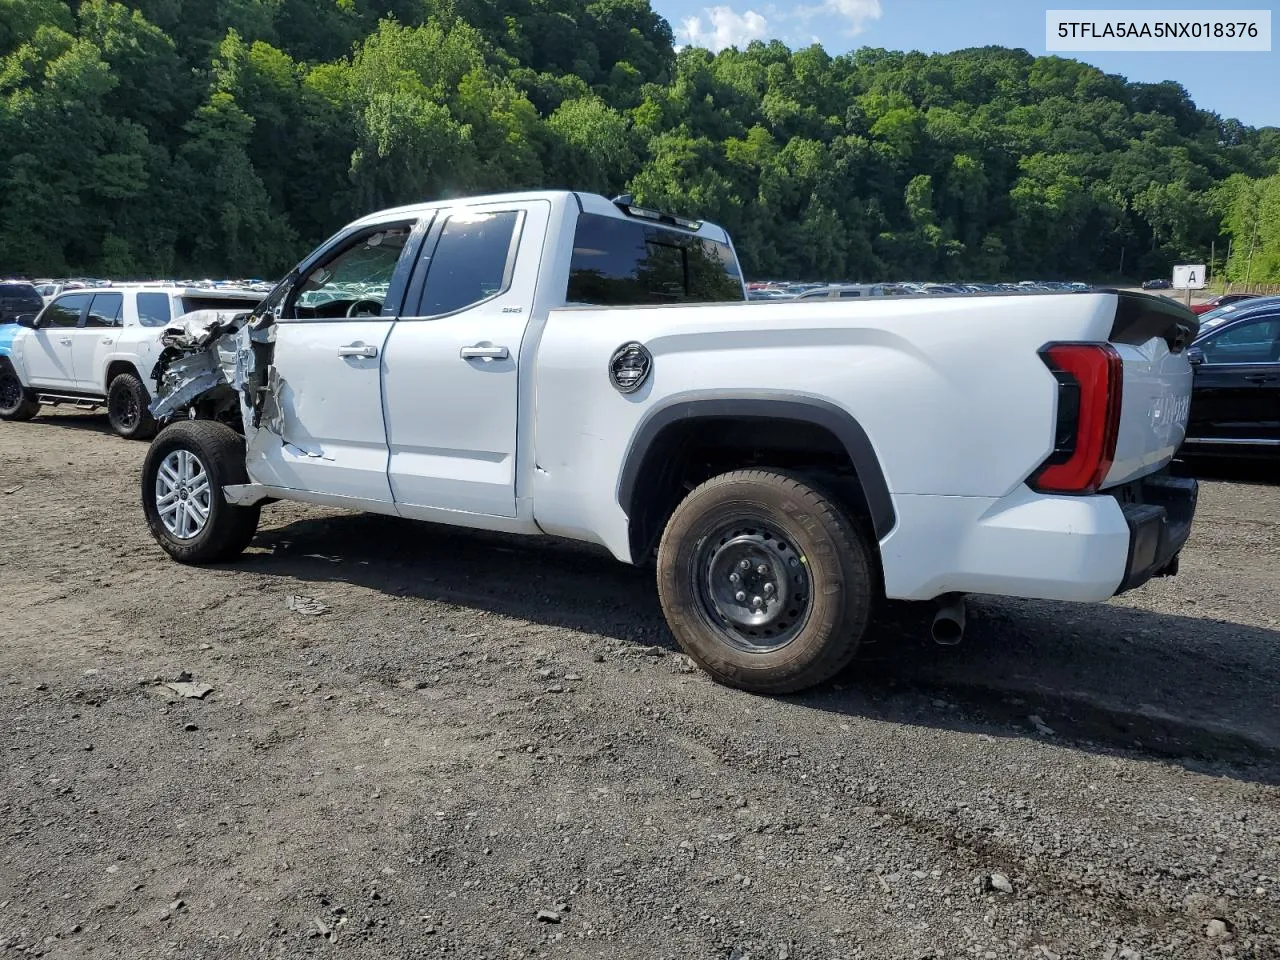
top-left (612, 194), bottom-right (634, 206)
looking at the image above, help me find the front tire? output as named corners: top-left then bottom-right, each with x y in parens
top-left (141, 421), bottom-right (260, 564)
top-left (656, 469), bottom-right (875, 694)
top-left (0, 369), bottom-right (39, 421)
top-left (107, 372), bottom-right (157, 440)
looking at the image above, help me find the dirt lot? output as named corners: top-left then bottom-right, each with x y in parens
top-left (1, 410), bottom-right (1278, 960)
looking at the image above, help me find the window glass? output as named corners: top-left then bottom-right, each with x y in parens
top-left (136, 292), bottom-right (172, 327)
top-left (0, 283), bottom-right (43, 308)
top-left (180, 296), bottom-right (261, 315)
top-left (838, 290), bottom-right (862, 298)
top-left (416, 211), bottom-right (520, 316)
top-left (566, 213), bottom-right (745, 306)
top-left (86, 292), bottom-right (123, 327)
top-left (290, 222), bottom-right (414, 319)
top-left (44, 293), bottom-right (90, 327)
top-left (1201, 317), bottom-right (1280, 364)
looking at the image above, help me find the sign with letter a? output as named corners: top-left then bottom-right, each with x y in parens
top-left (1172, 264), bottom-right (1206, 290)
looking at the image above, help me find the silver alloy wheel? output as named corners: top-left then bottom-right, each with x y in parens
top-left (155, 449), bottom-right (212, 540)
top-left (695, 522), bottom-right (813, 652)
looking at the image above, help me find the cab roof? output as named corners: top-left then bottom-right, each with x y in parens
top-left (351, 190), bottom-right (732, 245)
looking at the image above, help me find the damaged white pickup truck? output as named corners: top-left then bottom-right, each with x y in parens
top-left (140, 190), bottom-right (1200, 694)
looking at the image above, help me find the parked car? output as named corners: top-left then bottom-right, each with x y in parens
top-left (1142, 278), bottom-right (1171, 290)
top-left (793, 284), bottom-right (889, 300)
top-left (0, 284), bottom-right (264, 438)
top-left (1190, 293), bottom-right (1259, 315)
top-left (0, 281), bottom-right (45, 324)
top-left (1181, 299), bottom-right (1280, 458)
top-left (135, 189), bottom-right (1198, 695)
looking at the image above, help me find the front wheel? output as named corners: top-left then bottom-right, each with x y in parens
top-left (107, 372), bottom-right (157, 440)
top-left (0, 369), bottom-right (39, 421)
top-left (141, 421), bottom-right (260, 564)
top-left (656, 469), bottom-right (875, 694)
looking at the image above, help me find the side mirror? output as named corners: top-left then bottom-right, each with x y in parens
top-left (1185, 347), bottom-right (1204, 366)
top-left (15, 314), bottom-right (38, 328)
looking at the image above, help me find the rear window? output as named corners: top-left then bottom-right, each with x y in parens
top-left (0, 282), bottom-right (42, 306)
top-left (180, 296), bottom-right (261, 315)
top-left (566, 213), bottom-right (744, 307)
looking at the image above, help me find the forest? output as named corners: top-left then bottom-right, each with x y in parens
top-left (2, 0), bottom-right (1279, 283)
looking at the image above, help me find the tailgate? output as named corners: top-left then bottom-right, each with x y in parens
top-left (1103, 292), bottom-right (1198, 488)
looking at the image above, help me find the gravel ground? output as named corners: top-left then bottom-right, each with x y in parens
top-left (1, 409), bottom-right (1278, 960)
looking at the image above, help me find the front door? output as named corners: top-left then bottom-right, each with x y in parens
top-left (249, 218), bottom-right (422, 503)
top-left (26, 293), bottom-right (89, 388)
top-left (381, 200), bottom-right (548, 517)
top-left (1187, 313), bottom-right (1280, 445)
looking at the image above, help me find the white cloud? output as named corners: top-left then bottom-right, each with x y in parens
top-left (824, 0), bottom-right (882, 34)
top-left (678, 5), bottom-right (771, 52)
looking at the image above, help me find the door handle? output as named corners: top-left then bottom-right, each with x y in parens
top-left (58, 337), bottom-right (72, 346)
top-left (101, 338), bottom-right (114, 345)
top-left (337, 343), bottom-right (378, 358)
top-left (1243, 374), bottom-right (1276, 383)
top-left (460, 344), bottom-right (509, 361)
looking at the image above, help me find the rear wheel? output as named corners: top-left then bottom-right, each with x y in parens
top-left (0, 369), bottom-right (39, 421)
top-left (107, 372), bottom-right (157, 440)
top-left (656, 469), bottom-right (875, 694)
top-left (141, 420), bottom-right (260, 564)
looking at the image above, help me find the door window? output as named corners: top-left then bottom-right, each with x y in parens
top-left (136, 292), bottom-right (173, 327)
top-left (414, 211), bottom-right (521, 316)
top-left (1200, 317), bottom-right (1280, 364)
top-left (44, 293), bottom-right (90, 327)
top-left (85, 292), bottom-right (123, 327)
top-left (289, 221), bottom-right (415, 320)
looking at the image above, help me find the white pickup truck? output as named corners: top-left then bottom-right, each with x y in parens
top-left (137, 190), bottom-right (1199, 694)
top-left (0, 284), bottom-right (263, 438)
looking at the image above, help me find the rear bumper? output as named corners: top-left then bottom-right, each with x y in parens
top-left (1113, 474), bottom-right (1197, 594)
top-left (879, 473), bottom-right (1197, 603)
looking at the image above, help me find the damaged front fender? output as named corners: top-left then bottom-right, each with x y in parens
top-left (149, 309), bottom-right (275, 429)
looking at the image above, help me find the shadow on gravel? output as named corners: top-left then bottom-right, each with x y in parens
top-left (245, 511), bottom-right (1280, 785)
top-left (31, 410), bottom-right (114, 436)
top-left (1172, 456), bottom-right (1280, 486)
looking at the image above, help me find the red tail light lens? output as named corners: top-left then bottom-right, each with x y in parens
top-left (1030, 343), bottom-right (1123, 495)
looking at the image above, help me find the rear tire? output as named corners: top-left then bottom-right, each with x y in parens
top-left (141, 420), bottom-right (260, 564)
top-left (107, 372), bottom-right (157, 440)
top-left (0, 368), bottom-right (39, 421)
top-left (656, 469), bottom-right (875, 694)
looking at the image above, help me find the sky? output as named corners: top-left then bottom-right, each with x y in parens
top-left (654, 0), bottom-right (1280, 128)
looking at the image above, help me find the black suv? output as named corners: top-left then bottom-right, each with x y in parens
top-left (0, 281), bottom-right (44, 324)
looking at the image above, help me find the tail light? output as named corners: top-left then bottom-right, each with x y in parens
top-left (1030, 343), bottom-right (1123, 495)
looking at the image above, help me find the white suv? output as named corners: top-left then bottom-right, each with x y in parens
top-left (0, 284), bottom-right (263, 438)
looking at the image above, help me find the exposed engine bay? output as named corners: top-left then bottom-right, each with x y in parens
top-left (149, 308), bottom-right (278, 433)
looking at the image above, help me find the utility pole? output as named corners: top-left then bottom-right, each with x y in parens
top-left (1244, 215), bottom-right (1260, 290)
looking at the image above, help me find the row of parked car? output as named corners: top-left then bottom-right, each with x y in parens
top-left (746, 280), bottom-right (1093, 301)
top-left (25, 276), bottom-right (276, 304)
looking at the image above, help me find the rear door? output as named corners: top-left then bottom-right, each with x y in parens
top-left (27, 293), bottom-right (89, 388)
top-left (381, 201), bottom-right (548, 517)
top-left (1186, 313), bottom-right (1280, 447)
top-left (249, 217), bottom-right (423, 503)
top-left (73, 291), bottom-right (123, 394)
